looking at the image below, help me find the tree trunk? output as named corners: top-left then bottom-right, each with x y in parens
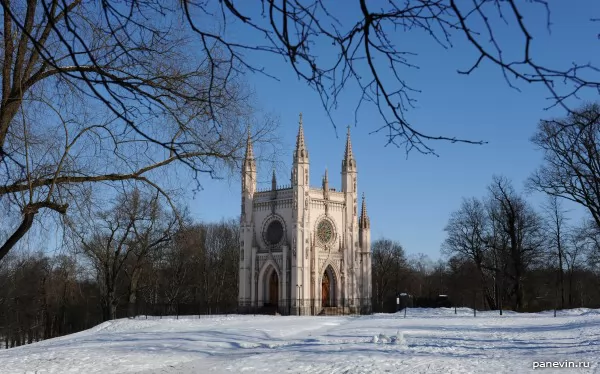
top-left (476, 264), bottom-right (497, 310)
top-left (568, 269), bottom-right (575, 308)
top-left (557, 244), bottom-right (565, 309)
top-left (127, 268), bottom-right (142, 318)
top-left (557, 264), bottom-right (565, 310)
top-left (513, 279), bottom-right (523, 311)
top-left (108, 288), bottom-right (118, 320)
top-left (102, 289), bottom-right (118, 321)
top-left (101, 299), bottom-right (110, 322)
top-left (511, 246), bottom-right (524, 311)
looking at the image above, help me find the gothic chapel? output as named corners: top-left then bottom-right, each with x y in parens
top-left (238, 114), bottom-right (372, 315)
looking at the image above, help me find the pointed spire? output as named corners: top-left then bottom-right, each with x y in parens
top-left (295, 113), bottom-right (308, 161)
top-left (344, 125), bottom-right (354, 161)
top-left (322, 168), bottom-right (330, 203)
top-left (360, 192), bottom-right (370, 229)
top-left (361, 192), bottom-right (367, 216)
top-left (242, 127), bottom-right (256, 193)
top-left (244, 127), bottom-right (254, 161)
top-left (271, 167), bottom-right (277, 190)
top-left (342, 125), bottom-right (355, 171)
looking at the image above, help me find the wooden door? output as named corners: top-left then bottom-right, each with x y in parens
top-left (269, 271), bottom-right (278, 305)
top-left (322, 272), bottom-right (330, 306)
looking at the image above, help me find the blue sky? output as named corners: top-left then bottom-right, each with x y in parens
top-left (184, 1), bottom-right (599, 260)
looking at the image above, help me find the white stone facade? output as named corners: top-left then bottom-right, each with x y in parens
top-left (238, 114), bottom-right (372, 315)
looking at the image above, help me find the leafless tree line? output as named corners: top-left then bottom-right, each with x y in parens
top-left (441, 177), bottom-right (598, 312)
top-left (371, 201), bottom-right (600, 315)
top-left (0, 188), bottom-right (239, 348)
top-left (439, 103), bottom-right (600, 313)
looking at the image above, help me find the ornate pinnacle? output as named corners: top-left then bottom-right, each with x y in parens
top-left (244, 127), bottom-right (254, 161)
top-left (360, 192), bottom-right (370, 229)
top-left (342, 125), bottom-right (355, 170)
top-left (242, 127), bottom-right (256, 192)
top-left (344, 126), bottom-right (354, 161)
top-left (271, 167), bottom-right (277, 190)
top-left (295, 113), bottom-right (308, 160)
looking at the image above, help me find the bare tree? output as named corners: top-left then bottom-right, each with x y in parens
top-left (442, 197), bottom-right (497, 309)
top-left (445, 255), bottom-right (481, 308)
top-left (139, 219), bottom-right (240, 313)
top-left (3, 0), bottom-right (597, 261)
top-left (443, 176), bottom-right (547, 312)
top-left (371, 239), bottom-right (407, 310)
top-left (175, 1), bottom-right (600, 155)
top-left (155, 226), bottom-right (200, 309)
top-left (123, 190), bottom-right (178, 317)
top-left (487, 176), bottom-right (545, 311)
top-left (4, 0), bottom-right (598, 162)
top-left (529, 103), bottom-right (600, 230)
top-left (196, 220), bottom-right (239, 306)
top-left (541, 195), bottom-right (570, 309)
top-left (71, 189), bottom-right (175, 320)
top-left (567, 221), bottom-right (591, 307)
top-left (0, 0), bottom-right (277, 261)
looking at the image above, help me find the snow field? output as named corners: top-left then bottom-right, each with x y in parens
top-left (0, 307), bottom-right (598, 374)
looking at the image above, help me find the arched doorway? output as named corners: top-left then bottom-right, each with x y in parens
top-left (268, 270), bottom-right (279, 306)
top-left (321, 265), bottom-right (336, 307)
top-left (322, 271), bottom-right (330, 306)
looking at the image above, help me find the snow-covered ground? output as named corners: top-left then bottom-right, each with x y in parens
top-left (1, 308), bottom-right (599, 374)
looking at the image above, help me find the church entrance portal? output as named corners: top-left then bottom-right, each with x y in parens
top-left (268, 270), bottom-right (279, 306)
top-left (322, 271), bottom-right (330, 306)
top-left (321, 265), bottom-right (337, 307)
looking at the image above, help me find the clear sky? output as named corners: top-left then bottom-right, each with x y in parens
top-left (183, 1), bottom-right (599, 260)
